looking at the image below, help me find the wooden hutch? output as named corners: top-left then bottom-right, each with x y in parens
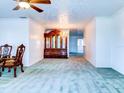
top-left (44, 29), bottom-right (68, 58)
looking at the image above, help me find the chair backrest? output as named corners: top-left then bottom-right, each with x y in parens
top-left (0, 47), bottom-right (2, 58)
top-left (15, 44), bottom-right (25, 65)
top-left (0, 44), bottom-right (12, 58)
top-left (16, 44), bottom-right (25, 65)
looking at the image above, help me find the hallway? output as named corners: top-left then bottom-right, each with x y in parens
top-left (0, 57), bottom-right (124, 93)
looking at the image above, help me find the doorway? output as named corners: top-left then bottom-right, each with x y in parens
top-left (69, 30), bottom-right (84, 56)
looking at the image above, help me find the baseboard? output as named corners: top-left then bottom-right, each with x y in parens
top-left (24, 59), bottom-right (43, 67)
top-left (84, 57), bottom-right (96, 67)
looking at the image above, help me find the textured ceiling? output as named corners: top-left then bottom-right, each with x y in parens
top-left (0, 0), bottom-right (124, 29)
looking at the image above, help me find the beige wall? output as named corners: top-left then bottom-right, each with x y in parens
top-left (29, 19), bottom-right (45, 66)
top-left (84, 18), bottom-right (96, 66)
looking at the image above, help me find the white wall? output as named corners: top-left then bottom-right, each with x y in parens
top-left (29, 19), bottom-right (45, 66)
top-left (96, 17), bottom-right (113, 67)
top-left (84, 7), bottom-right (124, 75)
top-left (84, 18), bottom-right (96, 66)
top-left (0, 18), bottom-right (29, 66)
top-left (84, 17), bottom-right (114, 67)
top-left (94, 9), bottom-right (124, 73)
top-left (0, 18), bottom-right (45, 66)
top-left (110, 7), bottom-right (124, 74)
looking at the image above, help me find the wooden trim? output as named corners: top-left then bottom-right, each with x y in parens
top-left (55, 35), bottom-right (58, 48)
top-left (65, 37), bottom-right (67, 49)
top-left (44, 37), bottom-right (46, 48)
top-left (50, 36), bottom-right (52, 48)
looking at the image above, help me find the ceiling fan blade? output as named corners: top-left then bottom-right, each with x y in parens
top-left (30, 0), bottom-right (51, 4)
top-left (30, 4), bottom-right (43, 13)
top-left (13, 5), bottom-right (20, 10)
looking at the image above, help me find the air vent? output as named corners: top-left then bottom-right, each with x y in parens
top-left (19, 17), bottom-right (27, 19)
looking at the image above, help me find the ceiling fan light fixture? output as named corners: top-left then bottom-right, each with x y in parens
top-left (13, 0), bottom-right (51, 13)
top-left (19, 2), bottom-right (30, 9)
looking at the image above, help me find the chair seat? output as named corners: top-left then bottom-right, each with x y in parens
top-left (0, 62), bottom-right (3, 66)
top-left (4, 60), bottom-right (15, 66)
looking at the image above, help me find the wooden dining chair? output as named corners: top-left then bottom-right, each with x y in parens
top-left (0, 44), bottom-right (25, 77)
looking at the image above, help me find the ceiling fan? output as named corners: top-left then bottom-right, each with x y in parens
top-left (13, 0), bottom-right (51, 13)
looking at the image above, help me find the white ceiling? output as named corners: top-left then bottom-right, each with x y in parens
top-left (0, 0), bottom-right (124, 29)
